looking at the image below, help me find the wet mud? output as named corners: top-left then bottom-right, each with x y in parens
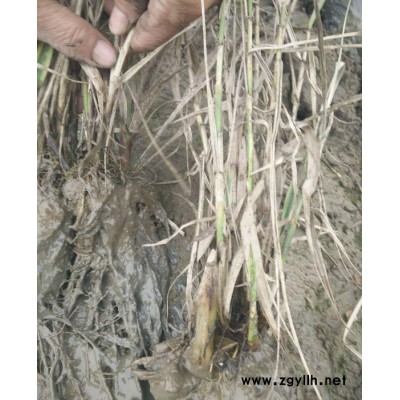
top-left (38, 170), bottom-right (178, 399)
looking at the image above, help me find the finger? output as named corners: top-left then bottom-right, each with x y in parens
top-left (37, 0), bottom-right (117, 67)
top-left (130, 0), bottom-right (215, 53)
top-left (130, 6), bottom-right (180, 53)
top-left (109, 0), bottom-right (149, 35)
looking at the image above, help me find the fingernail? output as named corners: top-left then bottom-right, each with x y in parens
top-left (109, 7), bottom-right (130, 35)
top-left (92, 40), bottom-right (117, 68)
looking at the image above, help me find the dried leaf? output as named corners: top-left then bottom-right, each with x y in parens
top-left (223, 247), bottom-right (245, 319)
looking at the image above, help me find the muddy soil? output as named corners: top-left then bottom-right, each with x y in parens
top-left (38, 2), bottom-right (361, 399)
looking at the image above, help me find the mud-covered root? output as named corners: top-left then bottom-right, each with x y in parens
top-left (182, 249), bottom-right (219, 378)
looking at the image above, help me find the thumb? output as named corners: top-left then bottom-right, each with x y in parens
top-left (37, 0), bottom-right (117, 68)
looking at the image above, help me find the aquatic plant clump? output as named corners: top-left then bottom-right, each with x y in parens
top-left (38, 1), bottom-right (362, 399)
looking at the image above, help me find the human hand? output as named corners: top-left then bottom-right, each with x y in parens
top-left (37, 0), bottom-right (218, 68)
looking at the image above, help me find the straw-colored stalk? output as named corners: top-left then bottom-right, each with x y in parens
top-left (184, 0), bottom-right (229, 374)
top-left (245, 0), bottom-right (259, 347)
top-left (214, 0), bottom-right (227, 249)
top-left (280, 185), bottom-right (303, 263)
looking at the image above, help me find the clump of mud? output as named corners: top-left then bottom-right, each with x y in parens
top-left (37, 164), bottom-right (179, 399)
